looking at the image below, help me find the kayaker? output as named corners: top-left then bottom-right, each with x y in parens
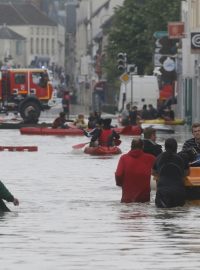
top-left (87, 111), bottom-right (102, 129)
top-left (120, 103), bottom-right (130, 126)
top-left (85, 118), bottom-right (120, 147)
top-left (152, 138), bottom-right (189, 208)
top-left (182, 122), bottom-right (200, 158)
top-left (0, 180), bottom-right (19, 212)
top-left (115, 138), bottom-right (155, 203)
top-left (52, 112), bottom-right (69, 129)
top-left (73, 114), bottom-right (87, 129)
top-left (148, 104), bottom-right (158, 119)
top-left (160, 106), bottom-right (175, 121)
top-left (129, 106), bottom-right (141, 126)
top-left (143, 127), bottom-right (163, 157)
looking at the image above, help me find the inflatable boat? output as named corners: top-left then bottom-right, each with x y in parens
top-left (20, 126), bottom-right (142, 136)
top-left (185, 167), bottom-right (200, 204)
top-left (84, 146), bottom-right (122, 155)
top-left (20, 126), bottom-right (84, 136)
top-left (140, 118), bottom-right (185, 125)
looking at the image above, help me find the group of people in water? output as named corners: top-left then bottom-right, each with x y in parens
top-left (121, 103), bottom-right (175, 126)
top-left (1, 111), bottom-right (200, 211)
top-left (52, 111), bottom-right (120, 148)
top-left (115, 123), bottom-right (200, 208)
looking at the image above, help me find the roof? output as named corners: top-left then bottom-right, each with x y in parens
top-left (0, 25), bottom-right (25, 40)
top-left (0, 3), bottom-right (57, 26)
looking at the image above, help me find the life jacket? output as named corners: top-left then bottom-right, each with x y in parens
top-left (98, 129), bottom-right (113, 146)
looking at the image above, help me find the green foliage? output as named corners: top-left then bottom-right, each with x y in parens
top-left (104, 0), bottom-right (181, 81)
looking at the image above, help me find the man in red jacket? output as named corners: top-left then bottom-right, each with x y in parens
top-left (115, 138), bottom-right (155, 203)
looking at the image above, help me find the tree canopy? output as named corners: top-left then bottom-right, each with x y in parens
top-left (104, 0), bottom-right (181, 81)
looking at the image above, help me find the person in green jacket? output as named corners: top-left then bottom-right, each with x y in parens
top-left (0, 181), bottom-right (19, 212)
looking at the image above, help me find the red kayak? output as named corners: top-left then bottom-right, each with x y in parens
top-left (20, 127), bottom-right (84, 136)
top-left (20, 125), bottom-right (141, 136)
top-left (84, 146), bottom-right (121, 155)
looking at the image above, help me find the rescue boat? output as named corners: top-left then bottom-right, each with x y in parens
top-left (84, 146), bottom-right (122, 155)
top-left (20, 126), bottom-right (84, 136)
top-left (185, 167), bottom-right (200, 204)
top-left (139, 118), bottom-right (185, 125)
top-left (20, 126), bottom-right (142, 136)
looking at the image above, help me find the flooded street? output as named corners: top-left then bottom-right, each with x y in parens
top-left (0, 123), bottom-right (200, 270)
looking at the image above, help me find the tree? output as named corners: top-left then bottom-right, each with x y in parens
top-left (104, 0), bottom-right (181, 81)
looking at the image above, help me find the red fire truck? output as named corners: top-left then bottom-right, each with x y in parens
top-left (0, 68), bottom-right (55, 120)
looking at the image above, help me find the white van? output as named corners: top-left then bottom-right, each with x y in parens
top-left (118, 75), bottom-right (159, 111)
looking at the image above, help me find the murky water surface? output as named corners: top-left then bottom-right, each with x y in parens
top-left (0, 125), bottom-right (200, 270)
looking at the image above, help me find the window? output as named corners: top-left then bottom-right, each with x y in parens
top-left (30, 38), bottom-right (34, 54)
top-left (51, 38), bottom-right (55, 55)
top-left (15, 73), bottom-right (26, 84)
top-left (46, 38), bottom-right (49, 54)
top-left (32, 72), bottom-right (48, 88)
top-left (36, 38), bottom-right (39, 54)
top-left (41, 38), bottom-right (44, 54)
top-left (16, 41), bottom-right (23, 55)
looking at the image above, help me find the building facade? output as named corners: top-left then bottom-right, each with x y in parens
top-left (0, 2), bottom-right (65, 69)
top-left (178, 0), bottom-right (200, 125)
top-left (75, 0), bottom-right (124, 111)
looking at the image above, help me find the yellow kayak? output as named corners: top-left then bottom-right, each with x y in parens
top-left (140, 118), bottom-right (185, 125)
top-left (185, 167), bottom-right (200, 205)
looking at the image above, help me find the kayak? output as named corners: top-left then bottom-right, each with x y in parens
top-left (84, 146), bottom-right (122, 155)
top-left (20, 126), bottom-right (142, 136)
top-left (141, 123), bottom-right (174, 133)
top-left (185, 167), bottom-right (200, 204)
top-left (20, 127), bottom-right (84, 136)
top-left (140, 118), bottom-right (185, 125)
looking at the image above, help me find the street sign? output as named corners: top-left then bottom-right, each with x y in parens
top-left (168, 22), bottom-right (184, 39)
top-left (163, 57), bottom-right (175, 71)
top-left (191, 32), bottom-right (200, 53)
top-left (120, 72), bottom-right (130, 83)
top-left (153, 31), bottom-right (168, 39)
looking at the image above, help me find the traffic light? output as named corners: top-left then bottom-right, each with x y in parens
top-left (117, 52), bottom-right (127, 71)
top-left (158, 36), bottom-right (178, 56)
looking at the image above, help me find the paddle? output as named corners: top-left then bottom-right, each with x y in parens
top-left (72, 142), bottom-right (89, 149)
